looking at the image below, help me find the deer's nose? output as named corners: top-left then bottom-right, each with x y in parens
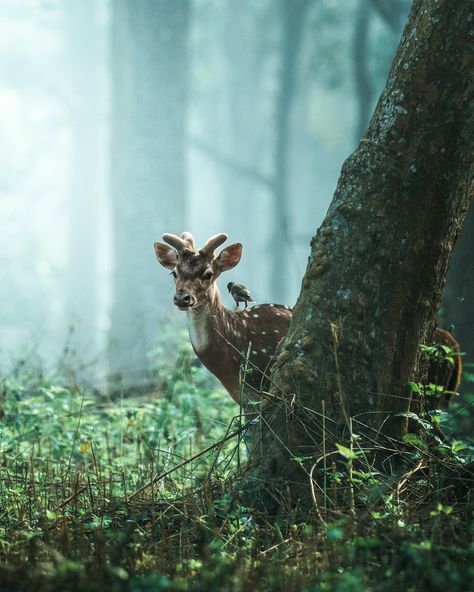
top-left (174, 292), bottom-right (192, 308)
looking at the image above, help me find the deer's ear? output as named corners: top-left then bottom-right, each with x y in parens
top-left (216, 243), bottom-right (242, 272)
top-left (154, 242), bottom-right (178, 269)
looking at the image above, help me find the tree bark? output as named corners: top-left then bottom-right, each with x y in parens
top-left (109, 0), bottom-right (189, 388)
top-left (254, 0), bottom-right (474, 505)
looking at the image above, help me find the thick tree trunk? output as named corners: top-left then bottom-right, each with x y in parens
top-left (109, 0), bottom-right (188, 388)
top-left (254, 0), bottom-right (473, 505)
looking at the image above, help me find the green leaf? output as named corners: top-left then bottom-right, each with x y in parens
top-left (402, 433), bottom-right (428, 451)
top-left (395, 412), bottom-right (433, 432)
top-left (336, 443), bottom-right (358, 460)
top-left (407, 382), bottom-right (422, 394)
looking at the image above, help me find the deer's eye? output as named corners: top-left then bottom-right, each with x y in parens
top-left (202, 270), bottom-right (213, 281)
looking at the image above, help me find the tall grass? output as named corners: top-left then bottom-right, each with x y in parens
top-left (0, 346), bottom-right (473, 591)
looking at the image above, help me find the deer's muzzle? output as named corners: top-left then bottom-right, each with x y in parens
top-left (173, 291), bottom-right (195, 310)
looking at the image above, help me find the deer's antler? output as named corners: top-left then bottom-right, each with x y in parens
top-left (162, 233), bottom-right (190, 253)
top-left (199, 233), bottom-right (228, 257)
top-left (181, 232), bottom-right (196, 250)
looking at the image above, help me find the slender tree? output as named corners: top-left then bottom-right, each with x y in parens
top-left (370, 0), bottom-right (409, 32)
top-left (254, 0), bottom-right (473, 506)
top-left (220, 0), bottom-right (271, 296)
top-left (109, 0), bottom-right (189, 388)
top-left (271, 0), bottom-right (311, 303)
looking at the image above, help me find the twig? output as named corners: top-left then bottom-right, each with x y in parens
top-left (330, 322), bottom-right (350, 428)
top-left (65, 387), bottom-right (86, 479)
top-left (128, 422), bottom-right (251, 501)
top-left (348, 417), bottom-right (356, 517)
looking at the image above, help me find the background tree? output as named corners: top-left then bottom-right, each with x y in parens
top-left (352, 0), bottom-right (410, 143)
top-left (109, 0), bottom-right (189, 388)
top-left (352, 0), bottom-right (372, 142)
top-left (271, 0), bottom-right (312, 303)
top-left (64, 0), bottom-right (101, 368)
top-left (254, 0), bottom-right (473, 505)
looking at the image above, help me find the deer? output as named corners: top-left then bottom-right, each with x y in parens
top-left (154, 232), bottom-right (292, 405)
top-left (154, 231), bottom-right (462, 414)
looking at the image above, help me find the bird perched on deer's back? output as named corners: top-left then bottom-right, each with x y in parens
top-left (227, 282), bottom-right (253, 309)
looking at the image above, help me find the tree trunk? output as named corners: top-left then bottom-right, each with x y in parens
top-left (109, 0), bottom-right (189, 388)
top-left (254, 0), bottom-right (473, 506)
top-left (64, 0), bottom-right (101, 369)
top-left (220, 0), bottom-right (271, 299)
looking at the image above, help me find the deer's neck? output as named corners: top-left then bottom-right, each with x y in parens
top-left (186, 285), bottom-right (229, 355)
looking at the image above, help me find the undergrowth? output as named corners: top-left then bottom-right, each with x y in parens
top-left (0, 345), bottom-right (473, 592)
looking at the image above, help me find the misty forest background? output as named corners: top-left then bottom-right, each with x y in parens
top-left (1, 0), bottom-right (472, 390)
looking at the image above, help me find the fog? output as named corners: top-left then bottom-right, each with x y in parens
top-left (0, 0), bottom-right (412, 386)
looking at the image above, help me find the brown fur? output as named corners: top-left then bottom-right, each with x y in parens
top-left (154, 233), bottom-right (292, 403)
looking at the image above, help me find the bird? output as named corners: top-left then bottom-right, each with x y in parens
top-left (227, 282), bottom-right (253, 309)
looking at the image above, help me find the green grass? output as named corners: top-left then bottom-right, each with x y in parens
top-left (1, 346), bottom-right (473, 592)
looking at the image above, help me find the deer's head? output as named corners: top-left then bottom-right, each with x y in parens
top-left (154, 232), bottom-right (242, 311)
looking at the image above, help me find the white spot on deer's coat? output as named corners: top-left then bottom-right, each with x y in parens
top-left (274, 329), bottom-right (279, 333)
top-left (262, 331), bottom-right (266, 335)
top-left (276, 313), bottom-right (281, 316)
top-left (242, 320), bottom-right (247, 326)
top-left (253, 314), bottom-right (259, 318)
top-left (270, 304), bottom-right (274, 307)
top-left (261, 348), bottom-right (267, 354)
top-left (187, 310), bottom-right (209, 353)
top-left (252, 350), bottom-right (258, 356)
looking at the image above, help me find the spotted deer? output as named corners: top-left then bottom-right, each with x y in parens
top-left (154, 232), bottom-right (292, 403)
top-left (154, 231), bottom-right (462, 413)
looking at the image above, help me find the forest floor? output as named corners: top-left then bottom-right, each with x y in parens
top-left (0, 341), bottom-right (473, 592)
